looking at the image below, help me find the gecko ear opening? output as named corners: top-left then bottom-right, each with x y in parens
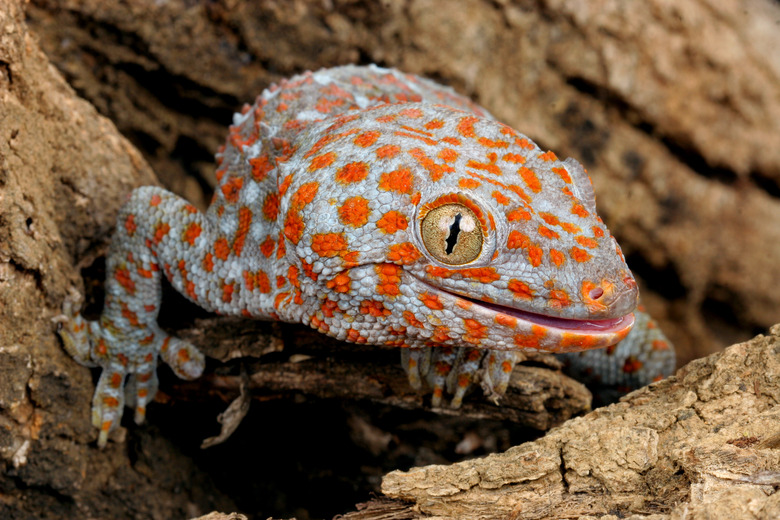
top-left (563, 157), bottom-right (598, 215)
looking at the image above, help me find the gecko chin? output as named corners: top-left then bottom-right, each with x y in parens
top-left (413, 277), bottom-right (635, 353)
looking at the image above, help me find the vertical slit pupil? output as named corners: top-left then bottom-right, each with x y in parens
top-left (445, 213), bottom-right (462, 255)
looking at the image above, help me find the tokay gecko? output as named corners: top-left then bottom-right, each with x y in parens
top-left (58, 65), bottom-right (675, 447)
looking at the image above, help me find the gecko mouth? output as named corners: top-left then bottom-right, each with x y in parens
top-left (414, 276), bottom-right (635, 338)
top-left (455, 291), bottom-right (635, 334)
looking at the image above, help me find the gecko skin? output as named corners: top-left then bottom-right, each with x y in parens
top-left (59, 65), bottom-right (674, 447)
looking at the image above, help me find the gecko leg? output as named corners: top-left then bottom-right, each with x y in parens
top-left (58, 187), bottom-right (212, 447)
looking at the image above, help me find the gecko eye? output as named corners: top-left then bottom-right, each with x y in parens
top-left (420, 204), bottom-right (483, 265)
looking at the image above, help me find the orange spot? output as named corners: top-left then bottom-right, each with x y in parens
top-left (376, 144), bottom-right (400, 159)
top-left (408, 148), bottom-right (454, 181)
top-left (278, 174), bottom-right (293, 196)
top-left (507, 230), bottom-right (530, 250)
top-left (120, 303), bottom-right (139, 326)
top-left (570, 246), bottom-right (592, 263)
top-left (518, 167), bottom-right (541, 193)
top-left (561, 222), bottom-right (582, 234)
top-left (321, 298), bottom-right (340, 318)
top-left (592, 226), bottom-right (605, 238)
top-left (571, 202), bottom-right (589, 218)
top-left (378, 168), bottom-right (414, 194)
top-left (577, 236), bottom-right (599, 249)
top-left (502, 153), bottom-right (526, 164)
top-left (387, 242), bottom-right (421, 264)
top-left (263, 192), bottom-right (280, 221)
top-left (514, 138), bottom-right (534, 150)
top-left (214, 237), bottom-right (230, 261)
top-left (494, 314), bottom-right (517, 328)
top-left (403, 310), bottom-right (424, 328)
top-left (301, 259), bottom-right (320, 282)
top-left (466, 159), bottom-right (501, 176)
top-left (551, 166), bottom-right (571, 183)
top-left (183, 222), bottom-right (202, 246)
top-left (359, 300), bottom-right (391, 317)
top-left (114, 267), bottom-right (136, 294)
top-left (354, 131), bottom-right (380, 147)
top-left (376, 263), bottom-right (402, 296)
top-left (399, 107), bottom-right (423, 118)
top-left (538, 151), bottom-right (558, 161)
top-left (153, 222), bottom-right (170, 244)
top-left (150, 194), bottom-right (162, 206)
top-left (124, 214), bottom-right (137, 235)
top-left (460, 267), bottom-right (500, 283)
top-left (260, 236), bottom-right (275, 258)
top-left (438, 148), bottom-right (458, 163)
top-left (249, 153), bottom-right (274, 181)
top-left (622, 356), bottom-right (643, 374)
top-left (256, 271), bottom-right (271, 293)
top-left (550, 249), bottom-right (565, 267)
top-left (459, 178), bottom-right (481, 189)
top-left (283, 210), bottom-right (305, 244)
top-left (513, 328), bottom-right (544, 349)
top-left (203, 253), bottom-right (214, 272)
top-left (549, 290), bottom-right (571, 309)
top-left (478, 137), bottom-right (508, 148)
top-left (508, 279), bottom-right (534, 299)
top-left (233, 207), bottom-right (253, 257)
top-left (538, 225), bottom-right (559, 240)
top-left (419, 293), bottom-right (443, 310)
top-left (463, 319), bottom-right (487, 345)
top-left (539, 213), bottom-right (559, 227)
top-left (652, 339), bottom-right (670, 351)
top-left (335, 162), bottom-right (370, 184)
top-left (222, 282), bottom-right (235, 303)
top-left (339, 196), bottom-right (371, 227)
top-left (178, 347), bottom-right (191, 363)
top-left (393, 130), bottom-right (437, 146)
top-left (424, 119), bottom-right (444, 130)
top-left (277, 231), bottom-right (287, 259)
top-left (308, 151), bottom-right (337, 172)
top-left (507, 208), bottom-right (531, 221)
top-left (376, 211), bottom-right (408, 234)
top-left (457, 116), bottom-right (479, 138)
top-left (311, 233), bottom-right (349, 259)
top-left (492, 191), bottom-right (510, 205)
top-left (325, 272), bottom-right (351, 293)
top-left (221, 177), bottom-right (243, 203)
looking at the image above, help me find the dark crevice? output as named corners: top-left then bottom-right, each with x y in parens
top-left (8, 258), bottom-right (45, 299)
top-left (623, 252), bottom-right (686, 301)
top-left (0, 60), bottom-right (12, 85)
top-left (563, 76), bottom-right (778, 197)
top-left (64, 12), bottom-right (241, 126)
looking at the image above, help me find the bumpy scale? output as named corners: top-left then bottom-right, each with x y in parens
top-left (59, 65), bottom-right (675, 447)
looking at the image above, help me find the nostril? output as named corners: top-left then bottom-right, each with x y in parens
top-left (589, 287), bottom-right (604, 300)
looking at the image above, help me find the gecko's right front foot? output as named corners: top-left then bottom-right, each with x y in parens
top-left (57, 296), bottom-right (204, 447)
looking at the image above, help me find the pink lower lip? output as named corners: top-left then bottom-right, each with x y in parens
top-left (470, 297), bottom-right (634, 333)
top-left (422, 281), bottom-right (634, 334)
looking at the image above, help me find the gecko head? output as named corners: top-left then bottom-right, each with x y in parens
top-left (285, 103), bottom-right (637, 352)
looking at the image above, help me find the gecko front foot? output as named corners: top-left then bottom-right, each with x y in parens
top-left (57, 295), bottom-right (204, 447)
top-left (401, 347), bottom-right (520, 408)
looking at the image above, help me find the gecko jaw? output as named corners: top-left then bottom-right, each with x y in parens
top-left (413, 277), bottom-right (635, 352)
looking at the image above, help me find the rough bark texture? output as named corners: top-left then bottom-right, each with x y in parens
top-left (366, 325), bottom-right (780, 520)
top-left (0, 0), bottom-right (778, 518)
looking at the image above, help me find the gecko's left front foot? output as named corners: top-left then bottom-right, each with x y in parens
top-left (401, 347), bottom-right (520, 407)
top-left (58, 295), bottom-right (204, 447)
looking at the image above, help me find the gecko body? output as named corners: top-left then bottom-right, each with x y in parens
top-left (59, 65), bottom-right (674, 447)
